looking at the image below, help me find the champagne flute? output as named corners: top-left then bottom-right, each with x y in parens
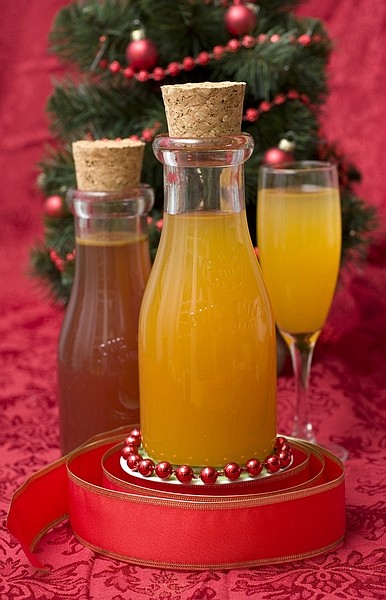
top-left (257, 161), bottom-right (347, 461)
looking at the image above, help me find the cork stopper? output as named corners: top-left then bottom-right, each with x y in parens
top-left (161, 81), bottom-right (246, 138)
top-left (72, 138), bottom-right (145, 191)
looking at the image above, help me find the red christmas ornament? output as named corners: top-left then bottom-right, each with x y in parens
top-left (44, 195), bottom-right (65, 218)
top-left (125, 21), bottom-right (158, 72)
top-left (200, 466), bottom-right (218, 485)
top-left (263, 138), bottom-right (295, 166)
top-left (224, 3), bottom-right (257, 37)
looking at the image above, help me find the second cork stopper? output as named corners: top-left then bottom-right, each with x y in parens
top-left (161, 81), bottom-right (246, 138)
top-left (72, 138), bottom-right (145, 192)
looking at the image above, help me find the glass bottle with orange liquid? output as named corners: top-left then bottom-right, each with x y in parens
top-left (58, 185), bottom-right (153, 454)
top-left (139, 134), bottom-right (277, 468)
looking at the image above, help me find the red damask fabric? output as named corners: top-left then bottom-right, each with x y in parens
top-left (1, 1), bottom-right (385, 598)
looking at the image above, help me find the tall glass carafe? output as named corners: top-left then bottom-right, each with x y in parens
top-left (139, 134), bottom-right (277, 467)
top-left (58, 185), bottom-right (153, 454)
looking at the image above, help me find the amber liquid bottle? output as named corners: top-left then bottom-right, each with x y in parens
top-left (58, 186), bottom-right (153, 454)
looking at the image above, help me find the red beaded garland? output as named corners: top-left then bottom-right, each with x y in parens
top-left (200, 467), bottom-right (219, 485)
top-left (121, 430), bottom-right (292, 484)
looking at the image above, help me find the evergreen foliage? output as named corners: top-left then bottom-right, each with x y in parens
top-left (32, 0), bottom-right (377, 304)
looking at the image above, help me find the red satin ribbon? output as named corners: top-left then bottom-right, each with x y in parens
top-left (7, 428), bottom-right (345, 570)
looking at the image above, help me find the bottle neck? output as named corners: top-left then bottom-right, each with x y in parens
top-left (66, 185), bottom-right (154, 240)
top-left (153, 134), bottom-right (254, 215)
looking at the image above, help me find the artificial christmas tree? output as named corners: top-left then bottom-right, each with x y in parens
top-left (31, 0), bottom-right (377, 304)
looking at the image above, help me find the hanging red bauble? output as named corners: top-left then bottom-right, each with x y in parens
top-left (44, 195), bottom-right (65, 218)
top-left (224, 3), bottom-right (258, 37)
top-left (263, 138), bottom-right (295, 166)
top-left (125, 21), bottom-right (158, 72)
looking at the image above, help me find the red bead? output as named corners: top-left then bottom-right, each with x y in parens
top-left (167, 61), bottom-right (181, 76)
top-left (213, 45), bottom-right (225, 59)
top-left (265, 455), bottom-right (280, 474)
top-left (227, 39), bottom-right (241, 52)
top-left (245, 458), bottom-right (263, 477)
top-left (280, 443), bottom-right (291, 454)
top-left (109, 60), bottom-right (121, 73)
top-left (136, 69), bottom-right (150, 82)
top-left (127, 453), bottom-right (141, 471)
top-left (275, 436), bottom-right (287, 450)
top-left (224, 462), bottom-right (242, 481)
top-left (242, 35), bottom-right (256, 48)
top-left (200, 467), bottom-right (218, 485)
top-left (155, 461), bottom-right (173, 480)
top-left (124, 434), bottom-right (140, 448)
top-left (152, 67), bottom-right (166, 81)
top-left (129, 428), bottom-right (141, 440)
top-left (175, 465), bottom-right (194, 484)
top-left (279, 450), bottom-right (292, 468)
top-left (197, 51), bottom-right (210, 65)
top-left (123, 66), bottom-right (135, 79)
top-left (121, 445), bottom-right (135, 460)
top-left (245, 108), bottom-right (258, 122)
top-left (224, 4), bottom-right (257, 36)
top-left (182, 57), bottom-right (195, 71)
top-left (138, 458), bottom-right (155, 477)
top-left (298, 33), bottom-right (311, 46)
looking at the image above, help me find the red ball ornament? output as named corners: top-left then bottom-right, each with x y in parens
top-left (200, 466), bottom-right (219, 485)
top-left (245, 458), bottom-right (263, 477)
top-left (175, 465), bottom-right (194, 484)
top-left (224, 462), bottom-right (242, 481)
top-left (44, 195), bottom-right (65, 218)
top-left (224, 4), bottom-right (257, 37)
top-left (125, 22), bottom-right (158, 72)
top-left (263, 146), bottom-right (294, 166)
top-left (138, 458), bottom-right (155, 477)
top-left (155, 461), bottom-right (173, 480)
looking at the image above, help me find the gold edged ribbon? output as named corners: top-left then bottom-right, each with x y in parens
top-left (7, 427), bottom-right (345, 571)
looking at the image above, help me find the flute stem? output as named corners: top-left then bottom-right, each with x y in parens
top-left (280, 330), bottom-right (321, 443)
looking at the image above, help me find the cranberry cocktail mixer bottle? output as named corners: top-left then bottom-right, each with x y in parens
top-left (139, 82), bottom-right (277, 468)
top-left (58, 139), bottom-right (153, 454)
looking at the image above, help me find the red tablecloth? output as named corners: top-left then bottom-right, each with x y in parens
top-left (1, 1), bottom-right (386, 598)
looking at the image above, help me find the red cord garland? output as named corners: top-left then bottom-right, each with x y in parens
top-left (100, 32), bottom-right (320, 82)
